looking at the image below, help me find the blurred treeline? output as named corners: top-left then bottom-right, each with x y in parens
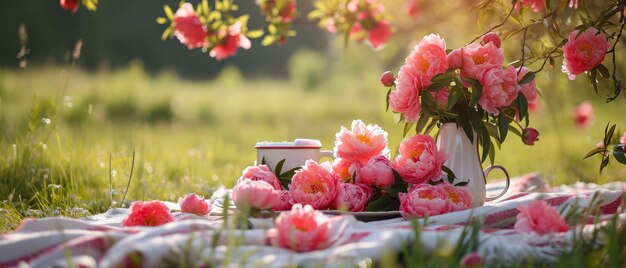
top-left (0, 0), bottom-right (328, 79)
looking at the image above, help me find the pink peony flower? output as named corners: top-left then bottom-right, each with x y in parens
top-left (238, 165), bottom-right (282, 190)
top-left (210, 21), bottom-right (251, 61)
top-left (514, 200), bottom-right (570, 235)
top-left (60, 0), bottom-right (79, 13)
top-left (461, 252), bottom-right (484, 267)
top-left (478, 66), bottom-right (521, 115)
top-left (334, 183), bottom-right (372, 212)
top-left (437, 183), bottom-right (472, 211)
top-left (518, 67), bottom-right (538, 102)
top-left (273, 190), bottom-right (294, 211)
top-left (357, 155), bottom-right (394, 188)
top-left (405, 0), bottom-right (420, 18)
top-left (334, 119), bottom-right (389, 165)
top-left (399, 184), bottom-right (451, 219)
top-left (367, 21), bottom-right (390, 50)
top-left (458, 42), bottom-right (504, 80)
top-left (481, 32), bottom-right (501, 48)
top-left (433, 87), bottom-right (450, 110)
top-left (393, 134), bottom-right (447, 184)
top-left (573, 101), bottom-right (594, 129)
top-left (178, 193), bottom-right (212, 216)
top-left (173, 3), bottom-right (209, 49)
top-left (331, 158), bottom-right (359, 183)
top-left (447, 48), bottom-right (464, 70)
top-left (514, 0), bottom-right (545, 12)
top-left (561, 27), bottom-right (610, 80)
top-left (289, 160), bottom-right (340, 209)
top-left (380, 71), bottom-right (395, 87)
top-left (232, 179), bottom-right (279, 210)
top-left (389, 78), bottom-right (421, 122)
top-left (269, 204), bottom-right (332, 252)
top-left (522, 128), bottom-right (540, 145)
top-left (122, 201), bottom-right (174, 227)
top-left (397, 34), bottom-right (448, 90)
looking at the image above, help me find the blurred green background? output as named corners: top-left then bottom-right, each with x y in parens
top-left (1, 0), bottom-right (625, 231)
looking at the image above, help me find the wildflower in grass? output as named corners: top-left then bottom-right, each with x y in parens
top-left (481, 32), bottom-right (501, 48)
top-left (518, 67), bottom-right (538, 102)
top-left (122, 201), bottom-right (174, 227)
top-left (269, 204), bottom-right (332, 252)
top-left (522, 128), bottom-right (540, 146)
top-left (561, 27), bottom-right (610, 80)
top-left (514, 200), bottom-right (570, 235)
top-left (60, 0), bottom-right (79, 13)
top-left (478, 66), bottom-right (521, 116)
top-left (210, 21), bottom-right (251, 61)
top-left (290, 160), bottom-right (339, 209)
top-left (357, 155), bottom-right (394, 188)
top-left (393, 134), bottom-right (447, 184)
top-left (178, 193), bottom-right (211, 216)
top-left (334, 119), bottom-right (389, 165)
top-left (273, 190), bottom-right (294, 211)
top-left (399, 184), bottom-right (450, 219)
top-left (173, 3), bottom-right (208, 49)
top-left (334, 183), bottom-right (372, 212)
top-left (238, 164), bottom-right (282, 190)
top-left (232, 179), bottom-right (278, 210)
top-left (573, 101), bottom-right (594, 129)
top-left (437, 183), bottom-right (472, 211)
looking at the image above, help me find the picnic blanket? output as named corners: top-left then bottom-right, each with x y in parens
top-left (1, 173), bottom-right (625, 268)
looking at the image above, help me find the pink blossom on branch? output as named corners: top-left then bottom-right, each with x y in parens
top-left (404, 0), bottom-right (420, 18)
top-left (289, 160), bottom-right (340, 209)
top-left (514, 200), bottom-right (570, 235)
top-left (334, 119), bottom-right (389, 165)
top-left (269, 204), bottom-right (333, 252)
top-left (238, 164), bottom-right (282, 190)
top-left (366, 21), bottom-right (391, 50)
top-left (514, 0), bottom-right (545, 12)
top-left (334, 183), bottom-right (372, 212)
top-left (478, 66), bottom-right (521, 115)
top-left (620, 132), bottom-right (626, 144)
top-left (399, 184), bottom-right (451, 219)
top-left (60, 0), bottom-right (79, 13)
top-left (481, 32), bottom-right (501, 48)
top-left (393, 134), bottom-right (447, 185)
top-left (210, 21), bottom-right (252, 61)
top-left (561, 27), bottom-right (610, 80)
top-left (573, 101), bottom-right (594, 129)
top-left (173, 3), bottom-right (208, 49)
top-left (178, 193), bottom-right (212, 216)
top-left (122, 201), bottom-right (174, 227)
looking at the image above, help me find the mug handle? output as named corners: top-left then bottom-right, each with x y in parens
top-left (483, 165), bottom-right (510, 202)
top-left (320, 150), bottom-right (336, 161)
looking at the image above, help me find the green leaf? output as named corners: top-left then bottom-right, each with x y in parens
top-left (497, 112), bottom-right (509, 143)
top-left (427, 83), bottom-right (448, 92)
top-left (246, 29), bottom-right (264, 38)
top-left (480, 127), bottom-right (491, 163)
top-left (442, 165), bottom-right (457, 184)
top-left (509, 125), bottom-right (522, 138)
top-left (604, 124), bottom-right (616, 147)
top-left (274, 159), bottom-right (285, 177)
top-left (161, 27), bottom-right (173, 41)
top-left (414, 114), bottom-right (430, 135)
top-left (518, 71), bottom-right (536, 85)
top-left (600, 156), bottom-right (610, 174)
top-left (431, 73), bottom-right (453, 84)
top-left (261, 156), bottom-right (267, 165)
top-left (386, 88), bottom-right (392, 112)
top-left (583, 147), bottom-right (606, 159)
top-left (461, 120), bottom-right (475, 144)
top-left (597, 64), bottom-right (610, 79)
top-left (278, 177), bottom-right (291, 190)
top-left (516, 94), bottom-right (528, 122)
top-left (454, 181), bottom-right (469, 187)
top-left (404, 121), bottom-right (415, 137)
top-left (367, 197), bottom-right (399, 211)
top-left (280, 166), bottom-right (301, 179)
top-left (391, 169), bottom-right (408, 189)
top-left (469, 82), bottom-right (482, 107)
top-left (590, 68), bottom-right (599, 95)
top-left (261, 35), bottom-right (275, 46)
top-left (202, 0), bottom-right (210, 15)
top-left (164, 5), bottom-right (174, 20)
top-left (447, 86), bottom-right (462, 111)
top-left (613, 146), bottom-right (626, 165)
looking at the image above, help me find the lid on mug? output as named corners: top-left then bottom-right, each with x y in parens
top-left (255, 139), bottom-right (322, 149)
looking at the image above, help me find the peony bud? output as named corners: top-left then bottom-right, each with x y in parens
top-left (232, 179), bottom-right (279, 210)
top-left (379, 71), bottom-right (395, 87)
top-left (481, 32), bottom-right (501, 48)
top-left (60, 0), bottom-right (79, 13)
top-left (522, 128), bottom-right (540, 145)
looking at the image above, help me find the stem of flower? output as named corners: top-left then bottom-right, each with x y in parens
top-left (468, 0), bottom-right (518, 45)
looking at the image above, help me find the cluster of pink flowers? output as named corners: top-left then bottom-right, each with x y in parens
top-left (399, 182), bottom-right (472, 219)
top-left (122, 193), bottom-right (213, 227)
top-left (345, 0), bottom-right (391, 50)
top-left (390, 32), bottom-right (536, 119)
top-left (173, 3), bottom-right (250, 60)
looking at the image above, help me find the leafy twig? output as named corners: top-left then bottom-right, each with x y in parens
top-left (468, 0), bottom-right (518, 45)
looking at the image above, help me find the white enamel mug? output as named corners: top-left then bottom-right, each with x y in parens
top-left (255, 139), bottom-right (335, 172)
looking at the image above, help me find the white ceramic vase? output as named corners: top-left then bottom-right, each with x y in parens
top-left (436, 123), bottom-right (510, 207)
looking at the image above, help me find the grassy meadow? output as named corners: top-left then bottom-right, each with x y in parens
top-left (1, 47), bottom-right (626, 232)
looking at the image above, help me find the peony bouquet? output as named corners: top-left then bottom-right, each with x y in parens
top-left (384, 33), bottom-right (539, 163)
top-left (233, 119), bottom-right (473, 219)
